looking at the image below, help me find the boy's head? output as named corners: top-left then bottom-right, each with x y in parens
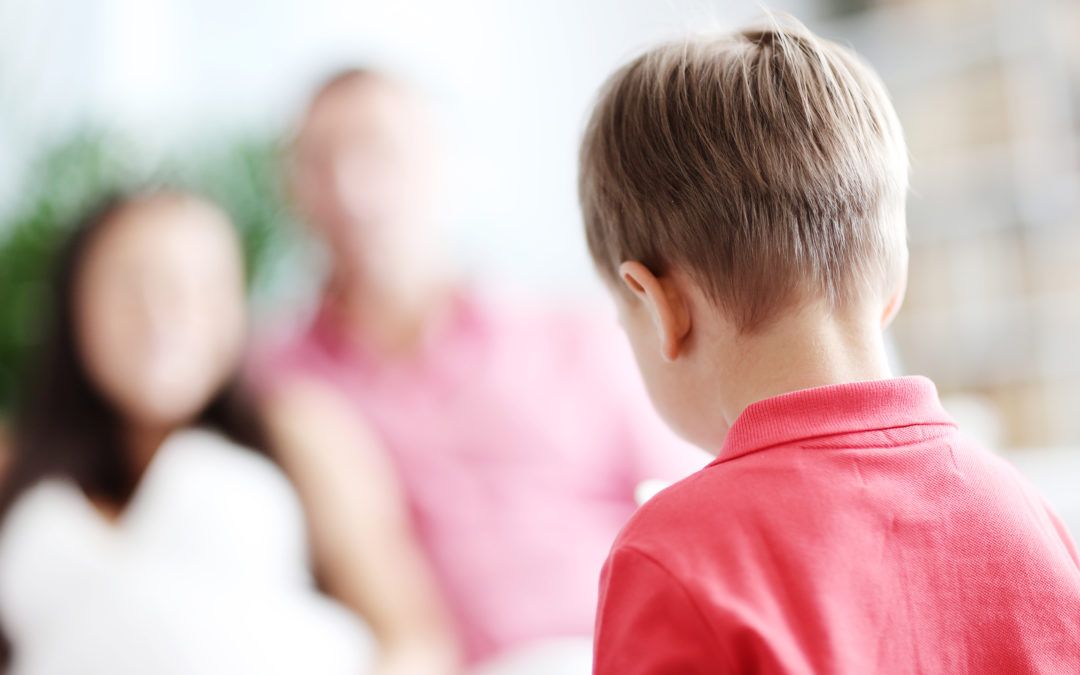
top-left (580, 18), bottom-right (909, 445)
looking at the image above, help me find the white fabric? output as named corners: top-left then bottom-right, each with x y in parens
top-left (471, 637), bottom-right (592, 675)
top-left (0, 429), bottom-right (373, 675)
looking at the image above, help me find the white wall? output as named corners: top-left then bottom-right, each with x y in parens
top-left (0, 0), bottom-right (812, 292)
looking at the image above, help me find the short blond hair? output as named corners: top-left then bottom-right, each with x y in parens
top-left (579, 18), bottom-right (908, 331)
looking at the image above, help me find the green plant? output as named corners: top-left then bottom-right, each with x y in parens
top-left (0, 130), bottom-right (295, 414)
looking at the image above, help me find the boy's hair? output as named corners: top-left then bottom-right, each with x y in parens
top-left (579, 17), bottom-right (908, 331)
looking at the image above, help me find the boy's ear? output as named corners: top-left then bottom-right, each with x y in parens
top-left (618, 261), bottom-right (692, 362)
top-left (881, 266), bottom-right (908, 329)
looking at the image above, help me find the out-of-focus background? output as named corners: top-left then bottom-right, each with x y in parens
top-left (1, 0), bottom-right (1078, 532)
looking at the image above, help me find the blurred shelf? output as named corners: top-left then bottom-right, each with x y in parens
top-left (819, 0), bottom-right (1080, 446)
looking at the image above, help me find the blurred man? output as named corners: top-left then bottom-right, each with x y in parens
top-left (259, 69), bottom-right (705, 672)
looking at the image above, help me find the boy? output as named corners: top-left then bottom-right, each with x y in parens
top-left (579, 17), bottom-right (1080, 674)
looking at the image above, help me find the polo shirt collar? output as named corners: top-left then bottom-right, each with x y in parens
top-left (712, 376), bottom-right (957, 464)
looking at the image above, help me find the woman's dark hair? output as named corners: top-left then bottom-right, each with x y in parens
top-left (1, 189), bottom-right (268, 514)
top-left (0, 189), bottom-right (271, 661)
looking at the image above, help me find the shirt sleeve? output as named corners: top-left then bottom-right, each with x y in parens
top-left (594, 545), bottom-right (725, 675)
top-left (1000, 457), bottom-right (1080, 569)
top-left (1043, 501), bottom-right (1080, 568)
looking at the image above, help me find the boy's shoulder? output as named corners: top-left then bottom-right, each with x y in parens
top-left (609, 425), bottom-right (974, 565)
top-left (613, 424), bottom-right (1073, 567)
top-left (611, 461), bottom-right (755, 566)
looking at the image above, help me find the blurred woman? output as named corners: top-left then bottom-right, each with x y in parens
top-left (0, 191), bottom-right (458, 675)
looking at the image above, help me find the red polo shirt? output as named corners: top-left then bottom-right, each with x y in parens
top-left (594, 377), bottom-right (1080, 674)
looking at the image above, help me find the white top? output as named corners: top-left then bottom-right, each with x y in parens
top-left (0, 428), bottom-right (373, 675)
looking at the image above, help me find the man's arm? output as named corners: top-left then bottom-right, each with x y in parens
top-left (261, 378), bottom-right (461, 675)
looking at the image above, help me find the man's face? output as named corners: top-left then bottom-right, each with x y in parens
top-left (291, 77), bottom-right (439, 284)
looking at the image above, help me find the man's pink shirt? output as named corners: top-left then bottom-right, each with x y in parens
top-left (256, 290), bottom-right (705, 664)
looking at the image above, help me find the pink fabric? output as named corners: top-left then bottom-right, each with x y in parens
top-left (258, 290), bottom-right (704, 665)
top-left (595, 377), bottom-right (1080, 674)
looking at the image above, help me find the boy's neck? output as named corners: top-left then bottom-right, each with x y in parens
top-left (716, 306), bottom-right (894, 426)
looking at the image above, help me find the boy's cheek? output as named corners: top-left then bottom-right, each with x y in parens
top-left (608, 289), bottom-right (631, 327)
top-left (618, 299), bottom-right (656, 345)
top-left (622, 321), bottom-right (661, 381)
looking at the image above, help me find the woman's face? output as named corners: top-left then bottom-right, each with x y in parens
top-left (74, 196), bottom-right (247, 430)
